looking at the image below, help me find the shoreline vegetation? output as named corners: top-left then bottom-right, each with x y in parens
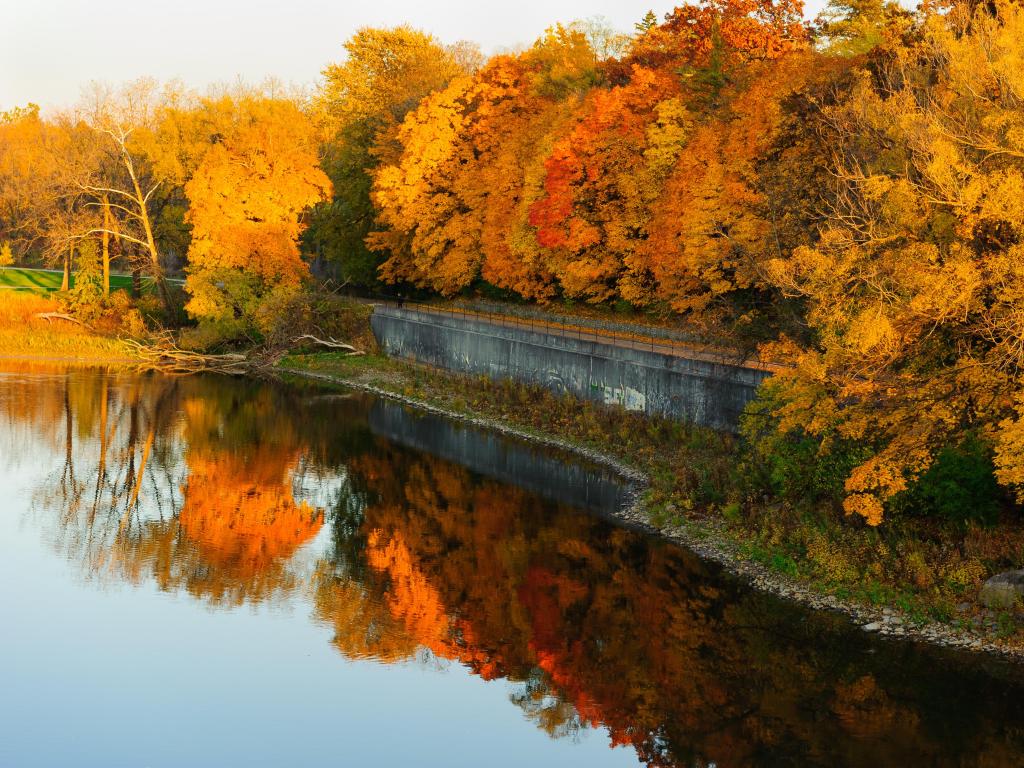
top-left (0, 292), bottom-right (139, 363)
top-left (5, 277), bottom-right (1024, 660)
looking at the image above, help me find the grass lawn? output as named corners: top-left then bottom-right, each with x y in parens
top-left (0, 267), bottom-right (171, 294)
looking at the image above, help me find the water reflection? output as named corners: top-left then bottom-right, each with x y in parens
top-left (3, 362), bottom-right (1024, 767)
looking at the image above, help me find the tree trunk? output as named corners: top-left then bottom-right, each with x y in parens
top-left (88, 379), bottom-right (109, 528)
top-left (61, 244), bottom-right (71, 291)
top-left (131, 267), bottom-right (141, 299)
top-left (125, 156), bottom-right (173, 314)
top-left (101, 196), bottom-right (112, 298)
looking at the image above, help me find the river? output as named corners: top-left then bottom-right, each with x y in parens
top-left (1, 363), bottom-right (1023, 767)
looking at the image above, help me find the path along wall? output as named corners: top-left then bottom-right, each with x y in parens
top-left (370, 306), bottom-right (774, 431)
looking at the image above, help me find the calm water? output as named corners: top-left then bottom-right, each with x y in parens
top-left (2, 365), bottom-right (1024, 768)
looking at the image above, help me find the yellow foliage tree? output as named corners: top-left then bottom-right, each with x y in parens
top-left (369, 27), bottom-right (601, 298)
top-left (184, 97), bottom-right (331, 339)
top-left (759, 0), bottom-right (1024, 523)
top-left (310, 26), bottom-right (473, 287)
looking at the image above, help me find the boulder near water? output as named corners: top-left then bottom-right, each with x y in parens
top-left (979, 570), bottom-right (1024, 609)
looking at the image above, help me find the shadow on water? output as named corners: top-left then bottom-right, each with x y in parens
top-left (3, 362), bottom-right (1024, 767)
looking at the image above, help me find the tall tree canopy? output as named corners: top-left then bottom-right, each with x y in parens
top-left (760, 0), bottom-right (1024, 523)
top-left (184, 96), bottom-right (331, 338)
top-left (308, 26), bottom-right (477, 287)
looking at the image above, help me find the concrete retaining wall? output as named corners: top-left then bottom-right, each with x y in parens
top-left (370, 306), bottom-right (772, 431)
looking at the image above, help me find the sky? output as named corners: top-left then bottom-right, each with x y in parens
top-left (2, 0), bottom-right (831, 112)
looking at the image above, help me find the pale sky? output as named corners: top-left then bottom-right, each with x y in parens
top-left (2, 0), bottom-right (831, 112)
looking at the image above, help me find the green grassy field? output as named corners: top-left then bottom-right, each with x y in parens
top-left (0, 267), bottom-right (169, 293)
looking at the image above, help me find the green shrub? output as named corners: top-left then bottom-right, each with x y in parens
top-left (741, 384), bottom-right (1008, 526)
top-left (62, 240), bottom-right (105, 321)
top-left (178, 319), bottom-right (248, 351)
top-left (739, 382), bottom-right (869, 508)
top-left (890, 433), bottom-right (1004, 527)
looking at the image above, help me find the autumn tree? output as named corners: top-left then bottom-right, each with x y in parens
top-left (0, 242), bottom-right (13, 270)
top-left (527, 65), bottom-right (683, 303)
top-left (183, 95), bottom-right (331, 341)
top-left (521, 1), bottom-right (813, 314)
top-left (815, 0), bottom-right (914, 56)
top-left (0, 104), bottom-right (94, 289)
top-left (632, 53), bottom-right (848, 327)
top-left (573, 16), bottom-right (633, 60)
top-left (0, 87), bottom-right (204, 303)
top-left (370, 24), bottom-right (603, 298)
top-left (628, 0), bottom-right (806, 70)
top-left (75, 80), bottom-right (184, 309)
top-left (370, 2), bottom-right (824, 314)
top-left (0, 105), bottom-right (48, 250)
top-left (309, 27), bottom-right (474, 287)
top-left (757, 0), bottom-right (1024, 523)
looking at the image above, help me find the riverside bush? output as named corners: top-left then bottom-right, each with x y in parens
top-left (0, 291), bottom-right (131, 359)
top-left (889, 434), bottom-right (1006, 528)
top-left (739, 383), bottom-right (870, 509)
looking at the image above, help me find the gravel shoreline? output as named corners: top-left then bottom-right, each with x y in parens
top-left (285, 366), bottom-right (1024, 662)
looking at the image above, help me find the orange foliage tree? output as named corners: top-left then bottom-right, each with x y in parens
top-left (309, 26), bottom-right (474, 287)
top-left (527, 66), bottom-right (684, 303)
top-left (371, 1), bottom-right (816, 316)
top-left (369, 25), bottom-right (601, 299)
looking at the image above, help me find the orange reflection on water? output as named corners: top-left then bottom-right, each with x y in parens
top-left (11, 366), bottom-right (1024, 768)
top-left (174, 394), bottom-right (324, 604)
top-left (179, 454), bottom-right (323, 584)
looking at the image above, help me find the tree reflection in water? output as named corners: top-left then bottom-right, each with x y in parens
top-left (5, 362), bottom-right (1024, 768)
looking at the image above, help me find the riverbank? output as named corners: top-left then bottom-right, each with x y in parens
top-left (0, 292), bottom-right (140, 364)
top-left (4, 286), bottom-right (1023, 660)
top-left (278, 350), bottom-right (1024, 660)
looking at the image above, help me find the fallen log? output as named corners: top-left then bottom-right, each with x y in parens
top-left (123, 338), bottom-right (251, 375)
top-left (121, 331), bottom-right (365, 375)
top-left (34, 312), bottom-right (88, 328)
top-left (291, 335), bottom-right (364, 355)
